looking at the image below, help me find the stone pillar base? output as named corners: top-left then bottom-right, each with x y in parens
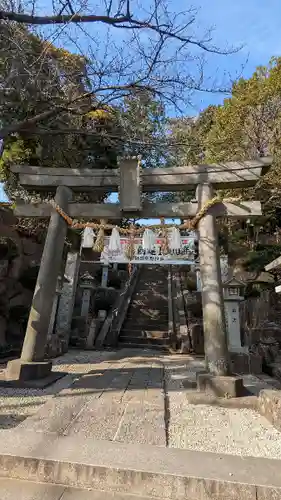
top-left (258, 390), bottom-right (281, 432)
top-left (6, 359), bottom-right (52, 380)
top-left (230, 351), bottom-right (263, 375)
top-left (197, 372), bottom-right (245, 398)
top-left (0, 359), bottom-right (64, 388)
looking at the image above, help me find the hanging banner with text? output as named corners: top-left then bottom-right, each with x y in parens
top-left (100, 236), bottom-right (196, 265)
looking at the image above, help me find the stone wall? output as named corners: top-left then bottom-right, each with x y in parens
top-left (0, 207), bottom-right (44, 354)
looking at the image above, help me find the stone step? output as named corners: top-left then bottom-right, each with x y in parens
top-left (131, 290), bottom-right (167, 296)
top-left (121, 321), bottom-right (168, 330)
top-left (125, 313), bottom-right (168, 320)
top-left (136, 284), bottom-right (166, 287)
top-left (134, 284), bottom-right (167, 288)
top-left (124, 320), bottom-right (168, 327)
top-left (126, 307), bottom-right (168, 321)
top-left (120, 329), bottom-right (169, 338)
top-left (136, 288), bottom-right (167, 292)
top-left (138, 273), bottom-right (167, 278)
top-left (118, 342), bottom-right (169, 351)
top-left (0, 430), bottom-right (280, 499)
top-left (133, 291), bottom-right (168, 304)
top-left (127, 310), bottom-right (168, 316)
top-left (137, 281), bottom-right (166, 284)
top-left (0, 478), bottom-right (157, 500)
top-left (130, 300), bottom-right (168, 307)
top-left (122, 325), bottom-right (168, 332)
top-left (128, 303), bottom-right (167, 310)
top-left (121, 330), bottom-right (168, 338)
top-left (133, 297), bottom-right (167, 302)
top-left (136, 283), bottom-right (167, 287)
top-left (119, 336), bottom-right (170, 346)
top-left (134, 292), bottom-right (165, 295)
top-left (137, 276), bottom-right (166, 280)
top-left (127, 311), bottom-right (168, 317)
top-left (128, 310), bottom-right (168, 316)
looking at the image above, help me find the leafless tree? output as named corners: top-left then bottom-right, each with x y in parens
top-left (0, 0), bottom-right (238, 140)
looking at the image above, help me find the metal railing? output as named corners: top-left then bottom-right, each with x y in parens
top-left (95, 266), bottom-right (140, 348)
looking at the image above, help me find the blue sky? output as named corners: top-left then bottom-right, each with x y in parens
top-left (1, 0), bottom-right (280, 203)
top-left (186, 0), bottom-right (281, 111)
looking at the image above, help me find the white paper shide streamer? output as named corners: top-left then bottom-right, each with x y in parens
top-left (169, 227), bottom-right (181, 252)
top-left (81, 227), bottom-right (95, 248)
top-left (108, 227), bottom-right (121, 256)
top-left (142, 229), bottom-right (156, 252)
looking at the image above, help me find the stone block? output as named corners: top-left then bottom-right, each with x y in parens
top-left (230, 352), bottom-right (249, 374)
top-left (190, 323), bottom-right (204, 354)
top-left (229, 352), bottom-right (263, 375)
top-left (71, 316), bottom-right (88, 338)
top-left (113, 402), bottom-right (166, 446)
top-left (19, 392), bottom-right (90, 434)
top-left (249, 353), bottom-right (263, 374)
top-left (257, 486), bottom-right (281, 500)
top-left (268, 362), bottom-right (281, 381)
top-left (0, 316), bottom-right (7, 346)
top-left (45, 337), bottom-right (64, 359)
top-left (0, 429), bottom-right (280, 499)
top-left (180, 334), bottom-right (192, 354)
top-left (250, 321), bottom-right (281, 343)
top-left (197, 372), bottom-right (244, 398)
top-left (0, 478), bottom-right (64, 500)
top-left (186, 391), bottom-right (257, 409)
top-left (0, 260), bottom-right (9, 278)
top-left (258, 389), bottom-right (281, 432)
top-left (5, 359), bottom-right (52, 381)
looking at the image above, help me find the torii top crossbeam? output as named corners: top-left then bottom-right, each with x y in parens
top-left (12, 156), bottom-right (271, 192)
top-left (12, 156), bottom-right (272, 219)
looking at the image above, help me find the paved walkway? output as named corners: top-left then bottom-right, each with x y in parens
top-left (0, 478), bottom-right (154, 500)
top-left (1, 349), bottom-right (281, 458)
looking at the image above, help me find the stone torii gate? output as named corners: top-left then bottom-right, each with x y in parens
top-left (4, 156), bottom-right (271, 391)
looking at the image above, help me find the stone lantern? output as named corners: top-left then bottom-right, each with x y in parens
top-left (80, 271), bottom-right (95, 318)
top-left (47, 275), bottom-right (63, 337)
top-left (223, 277), bottom-right (245, 351)
top-left (223, 277), bottom-right (262, 374)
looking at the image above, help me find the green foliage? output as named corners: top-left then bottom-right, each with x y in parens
top-left (0, 25), bottom-right (121, 198)
top-left (169, 57), bottom-right (281, 201)
top-left (161, 107), bottom-right (217, 203)
top-left (244, 285), bottom-right (261, 299)
top-left (166, 57), bottom-right (281, 272)
top-left (243, 244), bottom-right (281, 274)
top-left (120, 91), bottom-right (167, 160)
top-left (168, 106), bottom-right (217, 166)
top-left (0, 27), bottom-right (170, 202)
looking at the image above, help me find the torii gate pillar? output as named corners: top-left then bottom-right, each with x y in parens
top-left (5, 185), bottom-right (72, 385)
top-left (196, 184), bottom-right (229, 376)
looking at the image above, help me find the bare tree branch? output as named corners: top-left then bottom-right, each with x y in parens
top-left (0, 4), bottom-right (238, 54)
top-left (0, 0), bottom-right (238, 142)
top-left (0, 10), bottom-right (131, 24)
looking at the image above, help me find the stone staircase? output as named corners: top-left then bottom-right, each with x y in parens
top-left (118, 266), bottom-right (170, 350)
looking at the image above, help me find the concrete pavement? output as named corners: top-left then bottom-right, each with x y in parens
top-left (1, 349), bottom-right (281, 499)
